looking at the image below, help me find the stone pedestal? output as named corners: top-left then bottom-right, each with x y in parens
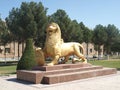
top-left (17, 63), bottom-right (117, 84)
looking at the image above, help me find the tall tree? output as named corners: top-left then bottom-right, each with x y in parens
top-left (111, 33), bottom-right (120, 52)
top-left (0, 18), bottom-right (11, 46)
top-left (6, 1), bottom-right (48, 70)
top-left (0, 17), bottom-right (12, 63)
top-left (69, 20), bottom-right (83, 42)
top-left (93, 24), bottom-right (107, 59)
top-left (111, 40), bottom-right (120, 52)
top-left (6, 2), bottom-right (48, 47)
top-left (105, 24), bottom-right (119, 54)
top-left (6, 7), bottom-right (23, 59)
top-left (79, 22), bottom-right (93, 58)
top-left (49, 9), bottom-right (71, 42)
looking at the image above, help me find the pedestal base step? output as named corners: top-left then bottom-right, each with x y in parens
top-left (33, 63), bottom-right (92, 71)
top-left (17, 63), bottom-right (117, 84)
top-left (43, 68), bottom-right (116, 84)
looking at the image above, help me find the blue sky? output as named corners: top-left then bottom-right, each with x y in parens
top-left (0, 0), bottom-right (120, 29)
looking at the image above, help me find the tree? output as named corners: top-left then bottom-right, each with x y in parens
top-left (93, 24), bottom-right (107, 59)
top-left (69, 20), bottom-right (83, 42)
top-left (105, 24), bottom-right (119, 54)
top-left (111, 41), bottom-right (120, 52)
top-left (79, 22), bottom-right (93, 58)
top-left (6, 8), bottom-right (23, 59)
top-left (6, 2), bottom-right (48, 47)
top-left (0, 17), bottom-right (12, 63)
top-left (49, 9), bottom-right (71, 42)
top-left (0, 17), bottom-right (11, 46)
top-left (6, 1), bottom-right (48, 70)
top-left (110, 31), bottom-right (120, 52)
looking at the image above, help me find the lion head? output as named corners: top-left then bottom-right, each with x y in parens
top-left (46, 22), bottom-right (61, 36)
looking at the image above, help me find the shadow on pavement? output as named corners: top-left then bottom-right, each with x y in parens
top-left (117, 68), bottom-right (120, 71)
top-left (7, 78), bottom-right (34, 85)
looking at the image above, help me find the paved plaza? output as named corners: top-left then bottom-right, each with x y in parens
top-left (0, 71), bottom-right (120, 90)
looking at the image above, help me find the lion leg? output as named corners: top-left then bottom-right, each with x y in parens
top-left (63, 56), bottom-right (69, 64)
top-left (74, 45), bottom-right (87, 63)
top-left (72, 58), bottom-right (82, 64)
top-left (75, 53), bottom-right (87, 63)
top-left (76, 53), bottom-right (87, 63)
top-left (47, 55), bottom-right (60, 66)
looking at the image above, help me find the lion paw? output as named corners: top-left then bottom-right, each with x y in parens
top-left (47, 63), bottom-right (54, 66)
top-left (83, 59), bottom-right (87, 63)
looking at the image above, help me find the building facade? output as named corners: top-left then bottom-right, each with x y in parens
top-left (0, 42), bottom-right (103, 60)
top-left (0, 42), bottom-right (24, 60)
top-left (82, 42), bottom-right (103, 58)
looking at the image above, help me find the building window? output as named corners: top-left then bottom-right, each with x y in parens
top-left (90, 49), bottom-right (92, 53)
top-left (5, 48), bottom-right (10, 53)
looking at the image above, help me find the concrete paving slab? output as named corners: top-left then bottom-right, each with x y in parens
top-left (0, 71), bottom-right (120, 90)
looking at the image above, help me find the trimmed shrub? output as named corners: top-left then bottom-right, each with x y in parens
top-left (17, 38), bottom-right (36, 70)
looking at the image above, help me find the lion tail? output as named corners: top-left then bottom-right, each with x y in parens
top-left (78, 44), bottom-right (84, 54)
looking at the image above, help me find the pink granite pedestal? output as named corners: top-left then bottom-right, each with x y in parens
top-left (17, 63), bottom-right (117, 84)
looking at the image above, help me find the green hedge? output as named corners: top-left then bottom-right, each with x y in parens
top-left (17, 38), bottom-right (36, 70)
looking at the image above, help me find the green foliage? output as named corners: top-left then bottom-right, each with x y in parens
top-left (92, 24), bottom-right (107, 58)
top-left (79, 22), bottom-right (93, 57)
top-left (0, 30), bottom-right (11, 45)
top-left (6, 1), bottom-right (48, 47)
top-left (0, 18), bottom-right (11, 45)
top-left (111, 34), bottom-right (120, 52)
top-left (69, 20), bottom-right (83, 42)
top-left (3, 1), bottom-right (120, 55)
top-left (111, 42), bottom-right (120, 52)
top-left (92, 24), bottom-right (120, 54)
top-left (49, 9), bottom-right (71, 42)
top-left (49, 9), bottom-right (85, 43)
top-left (83, 28), bottom-right (92, 43)
top-left (105, 24), bottom-right (120, 53)
top-left (93, 24), bottom-right (107, 45)
top-left (17, 38), bottom-right (37, 70)
top-left (0, 18), bottom-right (6, 32)
top-left (6, 8), bottom-right (20, 41)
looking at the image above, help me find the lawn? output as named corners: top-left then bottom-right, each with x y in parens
top-left (88, 59), bottom-right (120, 70)
top-left (0, 65), bottom-right (17, 75)
top-left (0, 59), bottom-right (120, 75)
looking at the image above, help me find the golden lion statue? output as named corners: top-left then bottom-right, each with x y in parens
top-left (35, 22), bottom-right (87, 66)
top-left (42, 22), bottom-right (87, 66)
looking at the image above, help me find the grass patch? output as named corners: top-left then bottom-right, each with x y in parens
top-left (0, 65), bottom-right (17, 75)
top-left (0, 59), bottom-right (120, 75)
top-left (88, 59), bottom-right (120, 70)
